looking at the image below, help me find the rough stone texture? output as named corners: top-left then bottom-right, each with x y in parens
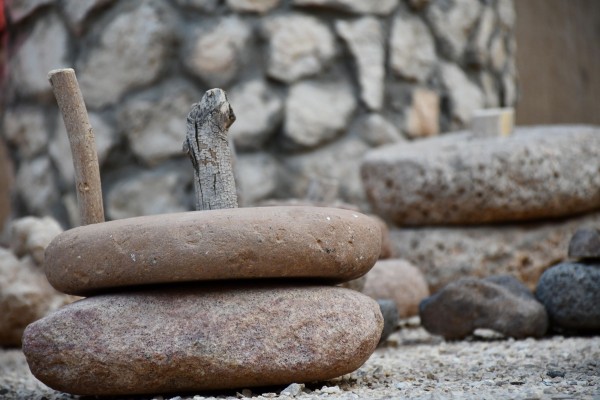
top-left (226, 0), bottom-right (279, 13)
top-left (78, 2), bottom-right (174, 108)
top-left (283, 138), bottom-right (369, 207)
top-left (404, 88), bottom-right (440, 139)
top-left (10, 217), bottom-right (63, 266)
top-left (118, 81), bottom-right (199, 165)
top-left (8, 12), bottom-right (68, 98)
top-left (536, 262), bottom-right (600, 333)
top-left (425, 0), bottom-right (482, 61)
top-left (293, 0), bottom-right (398, 15)
top-left (106, 167), bottom-right (191, 220)
top-left (419, 276), bottom-right (548, 340)
top-left (377, 299), bottom-right (399, 344)
top-left (389, 13), bottom-right (436, 83)
top-left (263, 14), bottom-right (335, 83)
top-left (440, 62), bottom-right (485, 126)
top-left (362, 259), bottom-right (430, 318)
top-left (50, 111), bottom-right (115, 183)
top-left (336, 17), bottom-right (384, 111)
top-left (235, 152), bottom-right (279, 206)
top-left (23, 285), bottom-right (383, 395)
top-left (362, 126), bottom-right (600, 226)
top-left (228, 79), bottom-right (283, 150)
top-left (3, 106), bottom-right (48, 159)
top-left (388, 210), bottom-right (600, 292)
top-left (284, 80), bottom-right (356, 149)
top-left (184, 16), bottom-right (251, 87)
top-left (568, 228), bottom-right (600, 260)
top-left (15, 157), bottom-right (57, 217)
top-left (353, 114), bottom-right (404, 148)
top-left (45, 207), bottom-right (381, 295)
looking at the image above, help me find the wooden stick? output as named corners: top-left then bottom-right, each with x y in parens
top-left (48, 68), bottom-right (105, 225)
top-left (184, 89), bottom-right (238, 211)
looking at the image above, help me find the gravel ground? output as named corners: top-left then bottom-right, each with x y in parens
top-left (1, 327), bottom-right (598, 400)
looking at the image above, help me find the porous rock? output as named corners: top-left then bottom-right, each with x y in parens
top-left (77, 2), bottom-right (174, 108)
top-left (336, 17), bottom-right (384, 110)
top-left (263, 14), bottom-right (335, 83)
top-left (362, 126), bottom-right (600, 226)
top-left (362, 259), bottom-right (429, 318)
top-left (45, 207), bottom-right (382, 295)
top-left (568, 228), bottom-right (600, 260)
top-left (23, 285), bottom-right (382, 395)
top-left (419, 276), bottom-right (548, 340)
top-left (536, 262), bottom-right (600, 333)
top-left (284, 80), bottom-right (356, 149)
top-left (293, 0), bottom-right (398, 15)
top-left (389, 210), bottom-right (600, 292)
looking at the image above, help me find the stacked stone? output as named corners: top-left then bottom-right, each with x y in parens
top-left (536, 228), bottom-right (600, 334)
top-left (22, 206), bottom-right (383, 396)
top-left (361, 124), bottom-right (600, 339)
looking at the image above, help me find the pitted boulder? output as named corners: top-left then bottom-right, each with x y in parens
top-left (22, 284), bottom-right (383, 395)
top-left (45, 206), bottom-right (381, 295)
top-left (362, 126), bottom-right (600, 225)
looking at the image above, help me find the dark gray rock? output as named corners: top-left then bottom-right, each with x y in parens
top-left (568, 228), bottom-right (600, 260)
top-left (419, 276), bottom-right (548, 340)
top-left (536, 262), bottom-right (600, 333)
top-left (377, 299), bottom-right (399, 344)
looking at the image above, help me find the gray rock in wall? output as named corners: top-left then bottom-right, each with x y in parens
top-left (425, 0), bottom-right (482, 61)
top-left (497, 0), bottom-right (516, 29)
top-left (16, 157), bottom-right (57, 216)
top-left (235, 152), bottom-right (279, 206)
top-left (336, 17), bottom-right (384, 111)
top-left (263, 14), bottom-right (336, 83)
top-left (9, 12), bottom-right (69, 98)
top-left (293, 0), bottom-right (398, 15)
top-left (174, 0), bottom-right (218, 12)
top-left (490, 33), bottom-right (508, 73)
top-left (284, 80), bottom-right (356, 149)
top-left (78, 2), bottom-right (174, 108)
top-left (389, 210), bottom-right (600, 292)
top-left (362, 126), bottom-right (600, 226)
top-left (440, 62), bottom-right (484, 126)
top-left (283, 137), bottom-right (369, 207)
top-left (50, 111), bottom-right (115, 184)
top-left (6, 0), bottom-right (53, 23)
top-left (228, 79), bottom-right (283, 151)
top-left (389, 13), bottom-right (437, 83)
top-left (60, 0), bottom-right (116, 34)
top-left (119, 80), bottom-right (199, 166)
top-left (226, 0), bottom-right (280, 13)
top-left (479, 71), bottom-right (500, 108)
top-left (467, 7), bottom-right (497, 66)
top-left (184, 16), bottom-right (251, 87)
top-left (404, 88), bottom-right (440, 139)
top-left (106, 166), bottom-right (191, 220)
top-left (3, 107), bottom-right (48, 159)
top-left (353, 114), bottom-right (404, 148)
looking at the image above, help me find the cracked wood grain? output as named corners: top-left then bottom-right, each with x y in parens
top-left (184, 89), bottom-right (238, 211)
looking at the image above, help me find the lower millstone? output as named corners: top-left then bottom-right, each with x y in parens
top-left (22, 284), bottom-right (383, 396)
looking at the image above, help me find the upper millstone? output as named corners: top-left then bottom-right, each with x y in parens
top-left (45, 206), bottom-right (381, 295)
top-left (361, 125), bottom-right (600, 226)
top-left (22, 284), bottom-right (383, 396)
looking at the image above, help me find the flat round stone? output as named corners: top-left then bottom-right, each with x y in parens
top-left (22, 284), bottom-right (383, 396)
top-left (45, 206), bottom-right (381, 295)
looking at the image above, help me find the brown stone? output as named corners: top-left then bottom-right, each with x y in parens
top-left (362, 259), bottom-right (430, 318)
top-left (45, 207), bottom-right (381, 295)
top-left (22, 285), bottom-right (383, 395)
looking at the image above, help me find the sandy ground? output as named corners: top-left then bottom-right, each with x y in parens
top-left (1, 327), bottom-right (599, 400)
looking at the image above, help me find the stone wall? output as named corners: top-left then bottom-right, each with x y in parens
top-left (2, 0), bottom-right (517, 228)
